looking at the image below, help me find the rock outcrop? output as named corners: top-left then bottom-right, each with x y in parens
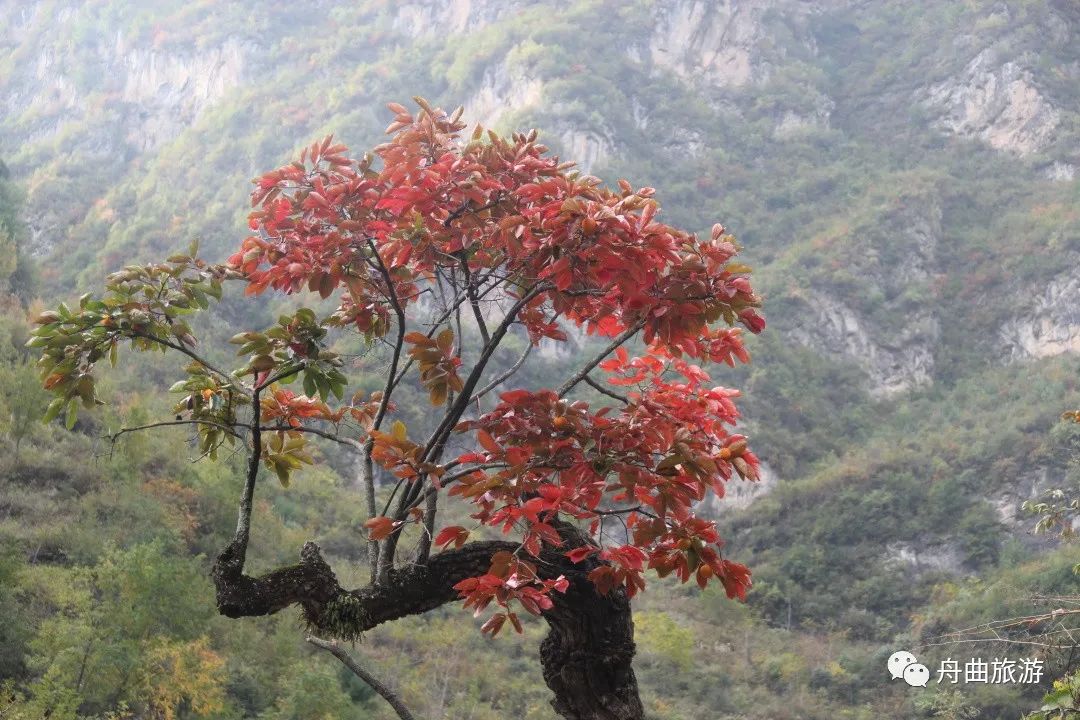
top-left (649, 1), bottom-right (759, 88)
top-left (118, 38), bottom-right (247, 151)
top-left (923, 49), bottom-right (1060, 156)
top-left (787, 293), bottom-right (938, 397)
top-left (784, 203), bottom-right (943, 397)
top-left (1000, 266), bottom-right (1080, 361)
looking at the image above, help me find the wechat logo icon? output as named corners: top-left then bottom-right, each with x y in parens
top-left (888, 650), bottom-right (930, 687)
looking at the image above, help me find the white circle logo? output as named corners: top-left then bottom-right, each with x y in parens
top-left (903, 663), bottom-right (930, 688)
top-left (887, 650), bottom-right (918, 680)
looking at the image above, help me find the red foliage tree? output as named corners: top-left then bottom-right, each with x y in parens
top-left (33, 99), bottom-right (765, 720)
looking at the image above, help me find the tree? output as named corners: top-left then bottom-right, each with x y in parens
top-left (32, 99), bottom-right (766, 720)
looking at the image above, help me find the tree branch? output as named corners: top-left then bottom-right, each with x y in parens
top-left (583, 374), bottom-right (629, 404)
top-left (557, 318), bottom-right (646, 399)
top-left (364, 238), bottom-right (411, 578)
top-left (474, 341), bottom-right (532, 401)
top-left (214, 384), bottom-right (264, 580)
top-left (376, 284), bottom-right (549, 580)
top-left (108, 419), bottom-right (246, 444)
top-left (459, 255), bottom-right (491, 345)
top-left (366, 238), bottom-right (407, 435)
top-left (132, 331), bottom-right (246, 395)
top-left (378, 280), bottom-right (548, 578)
top-left (416, 487), bottom-right (438, 564)
top-left (306, 637), bottom-right (417, 720)
top-left (210, 525), bottom-right (643, 720)
top-left (257, 425), bottom-right (361, 448)
top-left (422, 283), bottom-right (550, 465)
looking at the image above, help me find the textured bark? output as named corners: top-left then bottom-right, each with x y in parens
top-left (539, 571), bottom-right (642, 720)
top-left (212, 538), bottom-right (515, 634)
top-left (211, 532), bottom-right (643, 720)
top-left (537, 523), bottom-right (644, 720)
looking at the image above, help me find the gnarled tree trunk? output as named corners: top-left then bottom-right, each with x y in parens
top-left (211, 532), bottom-right (644, 720)
top-left (540, 571), bottom-right (643, 719)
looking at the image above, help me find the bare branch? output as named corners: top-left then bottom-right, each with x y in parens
top-left (420, 282), bottom-right (551, 465)
top-left (377, 283), bottom-right (550, 579)
top-left (366, 238), bottom-right (407, 435)
top-left (132, 331), bottom-right (246, 396)
top-left (363, 238), bottom-right (411, 578)
top-left (257, 424), bottom-right (362, 448)
top-left (108, 419), bottom-right (246, 444)
top-left (306, 637), bottom-right (417, 720)
top-left (216, 384), bottom-right (265, 576)
top-left (459, 255), bottom-right (491, 345)
top-left (474, 342), bottom-right (532, 401)
top-left (416, 488), bottom-right (438, 563)
top-left (557, 318), bottom-right (646, 399)
top-left (583, 374), bottom-right (629, 404)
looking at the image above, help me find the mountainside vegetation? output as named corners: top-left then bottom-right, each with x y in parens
top-left (1, 1), bottom-right (1078, 718)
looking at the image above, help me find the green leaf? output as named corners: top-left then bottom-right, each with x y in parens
top-left (329, 378), bottom-right (345, 401)
top-left (65, 398), bottom-right (79, 430)
top-left (276, 367), bottom-right (300, 385)
top-left (43, 397), bottom-right (64, 424)
top-left (250, 355), bottom-right (276, 372)
top-left (313, 372), bottom-right (330, 402)
top-left (274, 462), bottom-right (290, 487)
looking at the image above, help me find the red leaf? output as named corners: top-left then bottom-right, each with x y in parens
top-left (476, 429), bottom-right (501, 455)
top-left (566, 546), bottom-right (597, 564)
top-left (364, 516), bottom-right (396, 541)
top-left (481, 613), bottom-right (507, 637)
top-left (434, 525), bottom-right (469, 550)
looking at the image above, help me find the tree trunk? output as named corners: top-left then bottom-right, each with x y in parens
top-left (211, 533), bottom-right (644, 720)
top-left (540, 572), bottom-right (643, 720)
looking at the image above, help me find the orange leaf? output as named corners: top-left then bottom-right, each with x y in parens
top-left (364, 516), bottom-right (396, 541)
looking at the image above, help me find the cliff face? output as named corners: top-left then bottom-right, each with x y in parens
top-left (1001, 266), bottom-right (1080, 361)
top-left (2, 2), bottom-right (255, 256)
top-left (7, 5), bottom-right (249, 144)
top-left (787, 292), bottom-right (939, 397)
top-left (924, 48), bottom-right (1061, 156)
top-left (116, 38), bottom-right (248, 151)
top-left (647, 0), bottom-right (773, 89)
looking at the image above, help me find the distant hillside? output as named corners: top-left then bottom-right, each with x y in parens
top-left (1, 1), bottom-right (1078, 718)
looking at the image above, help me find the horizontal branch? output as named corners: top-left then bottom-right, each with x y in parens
top-left (108, 419), bottom-right (246, 443)
top-left (258, 425), bottom-right (363, 449)
top-left (212, 539), bottom-right (516, 636)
